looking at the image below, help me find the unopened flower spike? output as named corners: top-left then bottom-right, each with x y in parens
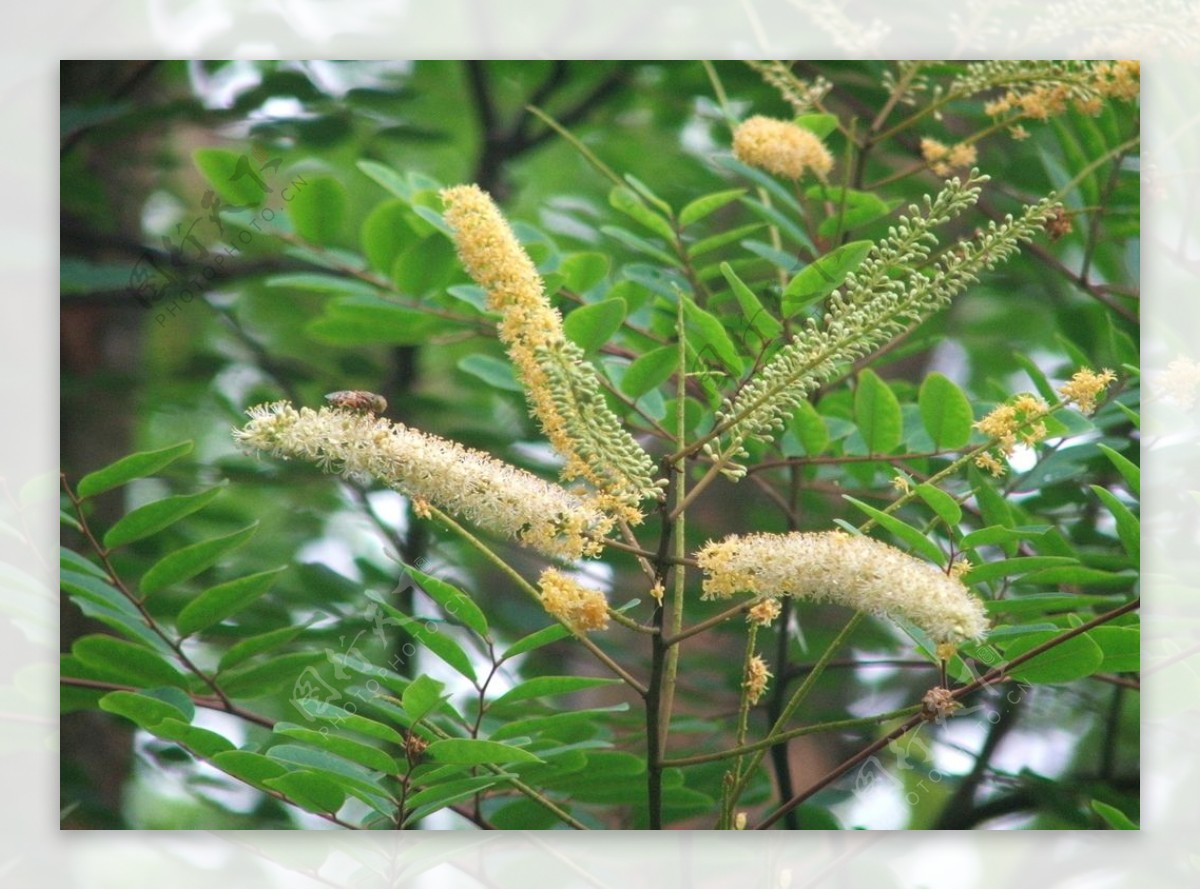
top-left (441, 184), bottom-right (660, 523)
top-left (233, 401), bottom-right (612, 561)
top-left (708, 172), bottom-right (1060, 476)
top-left (697, 530), bottom-right (989, 646)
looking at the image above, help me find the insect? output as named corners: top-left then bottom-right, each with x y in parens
top-left (325, 390), bottom-right (388, 414)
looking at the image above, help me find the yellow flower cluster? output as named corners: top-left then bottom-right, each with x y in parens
top-left (697, 530), bottom-right (988, 645)
top-left (732, 115), bottom-right (834, 181)
top-left (744, 655), bottom-right (772, 705)
top-left (983, 60), bottom-right (1139, 120)
top-left (972, 393), bottom-right (1050, 476)
top-left (441, 184), bottom-right (659, 522)
top-left (1058, 367), bottom-right (1117, 415)
top-left (747, 598), bottom-right (782, 627)
top-left (920, 137), bottom-right (978, 177)
top-left (233, 401), bottom-right (610, 561)
top-left (537, 568), bottom-right (609, 633)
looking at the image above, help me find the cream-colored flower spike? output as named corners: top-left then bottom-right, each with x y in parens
top-left (441, 184), bottom-right (660, 523)
top-left (234, 401), bottom-right (611, 561)
top-left (697, 530), bottom-right (988, 645)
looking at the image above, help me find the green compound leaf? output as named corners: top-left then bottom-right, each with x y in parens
top-left (102, 486), bottom-right (224, 549)
top-left (76, 441), bottom-right (194, 499)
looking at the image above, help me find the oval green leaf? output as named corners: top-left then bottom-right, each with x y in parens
top-left (360, 198), bottom-right (413, 273)
top-left (193, 148), bottom-right (268, 206)
top-left (490, 676), bottom-right (622, 709)
top-left (918, 372), bottom-right (974, 450)
top-left (720, 262), bottom-right (783, 340)
top-left (401, 674), bottom-right (447, 723)
top-left (264, 770), bottom-right (347, 815)
top-left (274, 723), bottom-right (398, 774)
top-left (620, 345), bottom-right (677, 399)
top-left (99, 690), bottom-right (191, 729)
top-left (457, 353), bottom-right (522, 392)
top-left (218, 623), bottom-right (307, 672)
top-left (563, 298), bottom-right (626, 353)
top-left (679, 188), bottom-right (747, 227)
top-left (102, 486), bottom-right (224, 549)
top-left (426, 738), bottom-right (542, 765)
top-left (363, 590), bottom-right (476, 681)
top-left (915, 483), bottom-right (962, 527)
top-left (782, 240), bottom-right (872, 317)
top-left (558, 252), bottom-right (610, 293)
top-left (609, 187), bottom-right (676, 243)
top-left (841, 497), bottom-right (945, 564)
top-left (683, 298), bottom-right (743, 373)
top-left (307, 296), bottom-right (443, 346)
top-left (140, 523), bottom-right (259, 596)
top-left (288, 174), bottom-right (347, 245)
top-left (403, 564), bottom-right (488, 638)
top-left (76, 441), bottom-right (194, 499)
top-left (176, 567), bottom-right (285, 637)
top-left (1001, 629), bottom-right (1104, 684)
top-left (854, 369), bottom-right (902, 455)
top-left (73, 634), bottom-right (186, 688)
